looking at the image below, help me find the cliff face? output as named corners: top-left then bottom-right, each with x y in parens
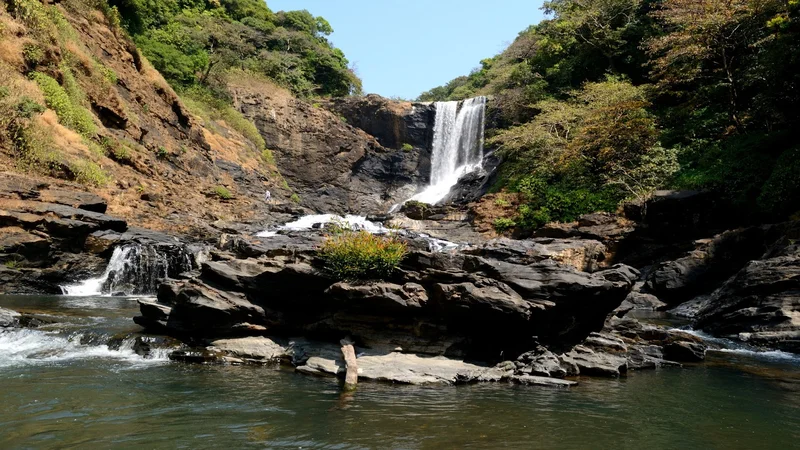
top-left (232, 86), bottom-right (435, 214)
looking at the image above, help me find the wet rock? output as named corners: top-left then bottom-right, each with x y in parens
top-left (0, 307), bottom-right (20, 327)
top-left (510, 375), bottom-right (577, 388)
top-left (663, 341), bottom-right (706, 362)
top-left (169, 349), bottom-right (226, 364)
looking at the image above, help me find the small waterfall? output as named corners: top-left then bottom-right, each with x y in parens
top-left (61, 244), bottom-right (194, 296)
top-left (409, 96), bottom-right (486, 205)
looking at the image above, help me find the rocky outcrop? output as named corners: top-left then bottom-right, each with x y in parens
top-left (135, 231), bottom-right (638, 364)
top-left (693, 229), bottom-right (800, 352)
top-left (645, 226), bottom-right (784, 303)
top-left (232, 84), bottom-right (431, 215)
top-left (322, 94), bottom-right (436, 151)
top-left (0, 173), bottom-right (196, 294)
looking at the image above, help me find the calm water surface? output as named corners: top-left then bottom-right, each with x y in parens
top-left (0, 295), bottom-right (798, 449)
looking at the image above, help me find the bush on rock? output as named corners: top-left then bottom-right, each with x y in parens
top-left (318, 231), bottom-right (407, 280)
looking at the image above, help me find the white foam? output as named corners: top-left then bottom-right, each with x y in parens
top-left (0, 328), bottom-right (169, 368)
top-left (713, 348), bottom-right (798, 361)
top-left (256, 214), bottom-right (385, 237)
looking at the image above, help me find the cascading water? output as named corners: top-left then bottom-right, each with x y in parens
top-left (61, 244), bottom-right (194, 296)
top-left (408, 96), bottom-right (486, 205)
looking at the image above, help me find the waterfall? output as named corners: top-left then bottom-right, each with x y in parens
top-left (61, 244), bottom-right (194, 296)
top-left (409, 96), bottom-right (486, 205)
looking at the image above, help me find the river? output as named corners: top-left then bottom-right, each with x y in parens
top-left (1, 295), bottom-right (798, 449)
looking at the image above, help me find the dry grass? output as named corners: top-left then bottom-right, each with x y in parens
top-left (37, 110), bottom-right (90, 154)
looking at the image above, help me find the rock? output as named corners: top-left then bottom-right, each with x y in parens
top-left (694, 239), bottom-right (800, 351)
top-left (663, 342), bottom-right (706, 362)
top-left (209, 336), bottom-right (287, 363)
top-left (235, 88), bottom-right (426, 214)
top-left (0, 227), bottom-right (50, 256)
top-left (462, 237), bottom-right (607, 272)
top-left (510, 375), bottom-right (577, 388)
top-left (136, 279), bottom-right (275, 336)
top-left (0, 307), bottom-right (20, 327)
top-left (563, 345), bottom-right (628, 377)
top-left (432, 280), bottom-right (532, 324)
top-left (38, 189), bottom-right (107, 213)
top-left (322, 94), bottom-right (436, 151)
top-left (291, 339), bottom-right (504, 385)
top-left (515, 346), bottom-right (570, 378)
top-left (645, 226), bottom-right (781, 303)
top-left (326, 281), bottom-right (428, 313)
top-left (0, 199), bottom-right (127, 232)
top-left (616, 291), bottom-right (667, 314)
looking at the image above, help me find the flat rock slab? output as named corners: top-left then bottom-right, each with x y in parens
top-left (290, 339), bottom-right (504, 385)
top-left (209, 336), bottom-right (287, 362)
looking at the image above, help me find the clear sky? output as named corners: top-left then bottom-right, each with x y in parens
top-left (267, 0), bottom-right (547, 100)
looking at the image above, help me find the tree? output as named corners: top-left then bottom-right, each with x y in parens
top-left (646, 0), bottom-right (778, 132)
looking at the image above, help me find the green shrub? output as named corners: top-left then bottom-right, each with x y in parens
top-left (14, 122), bottom-right (62, 175)
top-left (22, 43), bottom-right (45, 66)
top-left (262, 148), bottom-right (275, 165)
top-left (100, 136), bottom-right (132, 162)
top-left (401, 143), bottom-right (413, 152)
top-left (213, 186), bottom-right (232, 199)
top-left (494, 197), bottom-right (511, 207)
top-left (290, 193), bottom-right (301, 203)
top-left (318, 231), bottom-right (408, 280)
top-left (15, 97), bottom-right (45, 119)
top-left (70, 159), bottom-right (109, 187)
top-left (514, 175), bottom-right (620, 229)
top-left (156, 146), bottom-right (168, 158)
top-left (493, 217), bottom-right (517, 233)
top-left (30, 72), bottom-right (96, 137)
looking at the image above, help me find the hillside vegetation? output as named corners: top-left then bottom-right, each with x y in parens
top-left (420, 0), bottom-right (800, 230)
top-left (0, 0), bottom-right (304, 235)
top-left (110, 0), bottom-right (361, 99)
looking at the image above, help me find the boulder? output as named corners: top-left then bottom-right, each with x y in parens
top-left (0, 307), bottom-right (20, 327)
top-left (514, 346), bottom-right (570, 378)
top-left (562, 345), bottom-right (628, 377)
top-left (462, 237), bottom-right (606, 272)
top-left (209, 336), bottom-right (287, 363)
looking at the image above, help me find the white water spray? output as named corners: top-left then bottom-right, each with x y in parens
top-left (61, 245), bottom-right (193, 296)
top-left (408, 96), bottom-right (486, 205)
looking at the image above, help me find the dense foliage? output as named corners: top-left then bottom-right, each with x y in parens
top-left (420, 0), bottom-right (800, 226)
top-left (110, 0), bottom-right (362, 98)
top-left (318, 231), bottom-right (408, 280)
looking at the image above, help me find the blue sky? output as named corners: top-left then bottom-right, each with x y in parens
top-left (267, 0), bottom-right (547, 99)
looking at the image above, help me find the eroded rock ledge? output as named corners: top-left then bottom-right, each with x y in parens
top-left (132, 230), bottom-right (662, 384)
